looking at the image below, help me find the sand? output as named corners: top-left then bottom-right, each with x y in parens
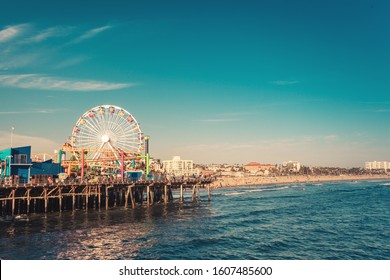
top-left (210, 174), bottom-right (390, 189)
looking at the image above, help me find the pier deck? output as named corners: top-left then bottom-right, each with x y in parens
top-left (0, 179), bottom-right (213, 216)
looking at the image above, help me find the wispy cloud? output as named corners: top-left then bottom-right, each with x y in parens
top-left (0, 108), bottom-right (70, 115)
top-left (0, 23), bottom-right (113, 70)
top-left (71, 25), bottom-right (112, 44)
top-left (0, 74), bottom-right (133, 91)
top-left (0, 52), bottom-right (42, 70)
top-left (54, 56), bottom-right (88, 69)
top-left (26, 26), bottom-right (72, 43)
top-left (198, 118), bottom-right (238, 123)
top-left (216, 111), bottom-right (257, 117)
top-left (0, 24), bottom-right (138, 92)
top-left (270, 80), bottom-right (299, 85)
top-left (0, 24), bottom-right (28, 42)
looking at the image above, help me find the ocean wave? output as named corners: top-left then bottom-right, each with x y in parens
top-left (224, 192), bottom-right (244, 196)
top-left (267, 186), bottom-right (289, 191)
top-left (247, 189), bottom-right (264, 193)
top-left (224, 186), bottom-right (288, 196)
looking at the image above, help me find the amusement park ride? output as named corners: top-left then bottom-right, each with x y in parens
top-left (55, 105), bottom-right (151, 180)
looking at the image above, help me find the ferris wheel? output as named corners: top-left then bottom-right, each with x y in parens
top-left (69, 105), bottom-right (144, 161)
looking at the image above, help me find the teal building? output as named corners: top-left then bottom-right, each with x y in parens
top-left (0, 146), bottom-right (32, 183)
top-left (0, 146), bottom-right (64, 184)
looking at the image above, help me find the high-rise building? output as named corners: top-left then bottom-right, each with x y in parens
top-left (162, 156), bottom-right (194, 176)
top-left (365, 161), bottom-right (390, 171)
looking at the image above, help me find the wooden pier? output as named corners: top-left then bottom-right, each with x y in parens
top-left (0, 179), bottom-right (213, 216)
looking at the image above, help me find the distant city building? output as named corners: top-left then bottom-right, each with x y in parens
top-left (282, 161), bottom-right (301, 172)
top-left (149, 158), bottom-right (163, 172)
top-left (162, 156), bottom-right (195, 176)
top-left (365, 161), bottom-right (390, 171)
top-left (243, 162), bottom-right (276, 174)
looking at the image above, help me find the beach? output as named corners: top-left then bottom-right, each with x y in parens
top-left (210, 174), bottom-right (390, 188)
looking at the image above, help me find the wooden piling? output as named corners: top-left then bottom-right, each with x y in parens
top-left (98, 185), bottom-right (101, 210)
top-left (124, 187), bottom-right (129, 208)
top-left (11, 189), bottom-right (16, 216)
top-left (113, 188), bottom-right (117, 207)
top-left (27, 189), bottom-right (31, 214)
top-left (164, 185), bottom-right (168, 204)
top-left (192, 185), bottom-right (196, 201)
top-left (59, 187), bottom-right (62, 212)
top-left (85, 187), bottom-right (89, 210)
top-left (129, 186), bottom-right (135, 209)
top-left (147, 185), bottom-right (150, 206)
top-left (119, 188), bottom-right (123, 206)
top-left (105, 186), bottom-right (109, 210)
top-left (180, 184), bottom-right (184, 203)
top-left (44, 187), bottom-right (48, 213)
top-left (72, 186), bottom-right (76, 211)
top-left (208, 185), bottom-right (211, 201)
top-left (150, 187), bottom-right (154, 204)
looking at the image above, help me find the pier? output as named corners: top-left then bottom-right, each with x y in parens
top-left (0, 179), bottom-right (213, 216)
top-left (0, 105), bottom-right (215, 217)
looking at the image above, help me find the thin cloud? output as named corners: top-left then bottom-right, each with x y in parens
top-left (0, 74), bottom-right (133, 91)
top-left (54, 56), bottom-right (88, 69)
top-left (0, 52), bottom-right (42, 70)
top-left (0, 24), bottom-right (111, 70)
top-left (0, 108), bottom-right (70, 115)
top-left (198, 118), bottom-right (238, 123)
top-left (0, 24), bottom-right (27, 42)
top-left (71, 25), bottom-right (112, 44)
top-left (270, 80), bottom-right (299, 85)
top-left (27, 26), bottom-right (72, 43)
top-left (216, 111), bottom-right (257, 117)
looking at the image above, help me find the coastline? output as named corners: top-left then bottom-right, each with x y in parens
top-left (210, 174), bottom-right (390, 189)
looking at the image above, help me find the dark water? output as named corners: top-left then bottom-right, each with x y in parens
top-left (1, 180), bottom-right (390, 260)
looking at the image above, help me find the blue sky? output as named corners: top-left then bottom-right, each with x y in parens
top-left (0, 0), bottom-right (389, 167)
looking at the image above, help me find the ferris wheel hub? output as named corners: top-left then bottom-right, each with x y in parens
top-left (101, 134), bottom-right (110, 143)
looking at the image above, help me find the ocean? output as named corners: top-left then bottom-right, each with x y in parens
top-left (1, 180), bottom-right (389, 260)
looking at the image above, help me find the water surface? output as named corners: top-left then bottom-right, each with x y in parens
top-left (1, 180), bottom-right (389, 259)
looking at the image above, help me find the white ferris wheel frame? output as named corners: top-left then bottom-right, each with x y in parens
top-left (70, 104), bottom-right (144, 161)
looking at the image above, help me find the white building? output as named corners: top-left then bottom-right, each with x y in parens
top-left (365, 161), bottom-right (390, 171)
top-left (282, 161), bottom-right (301, 172)
top-left (162, 156), bottom-right (195, 176)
